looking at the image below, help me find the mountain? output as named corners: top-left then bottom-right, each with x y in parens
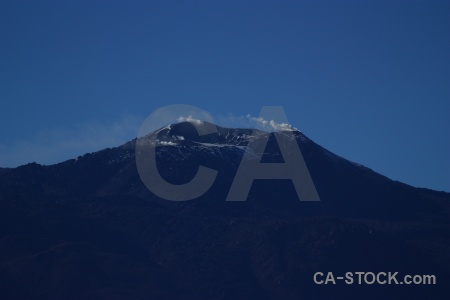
top-left (0, 121), bottom-right (449, 299)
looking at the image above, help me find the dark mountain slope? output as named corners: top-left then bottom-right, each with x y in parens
top-left (0, 121), bottom-right (449, 299)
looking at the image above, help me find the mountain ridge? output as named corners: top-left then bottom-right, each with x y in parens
top-left (1, 121), bottom-right (449, 216)
top-left (1, 121), bottom-right (449, 299)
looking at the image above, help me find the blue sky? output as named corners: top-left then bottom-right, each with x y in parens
top-left (0, 0), bottom-right (449, 192)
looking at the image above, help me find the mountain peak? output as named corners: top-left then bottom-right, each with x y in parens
top-left (151, 121), bottom-right (303, 146)
top-left (1, 118), bottom-right (450, 300)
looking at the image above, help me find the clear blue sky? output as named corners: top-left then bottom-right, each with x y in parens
top-left (1, 0), bottom-right (449, 192)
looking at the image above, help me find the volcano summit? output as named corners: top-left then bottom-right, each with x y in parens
top-left (0, 121), bottom-right (449, 299)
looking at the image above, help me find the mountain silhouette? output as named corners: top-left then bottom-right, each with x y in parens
top-left (0, 121), bottom-right (449, 299)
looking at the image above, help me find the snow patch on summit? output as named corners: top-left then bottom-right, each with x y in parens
top-left (159, 141), bottom-right (177, 146)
